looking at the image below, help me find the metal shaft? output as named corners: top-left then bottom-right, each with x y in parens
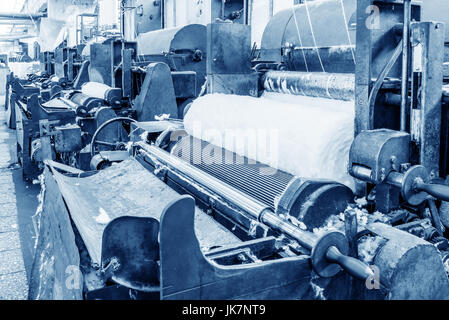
top-left (400, 0), bottom-right (411, 131)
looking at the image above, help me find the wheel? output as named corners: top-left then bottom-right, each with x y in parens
top-left (90, 117), bottom-right (137, 158)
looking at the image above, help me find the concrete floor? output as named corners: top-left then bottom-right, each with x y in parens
top-left (0, 97), bottom-right (39, 300)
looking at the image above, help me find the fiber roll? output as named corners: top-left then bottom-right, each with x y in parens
top-left (81, 81), bottom-right (122, 106)
top-left (183, 92), bottom-right (355, 190)
top-left (81, 81), bottom-right (113, 100)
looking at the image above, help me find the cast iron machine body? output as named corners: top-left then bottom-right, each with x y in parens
top-left (14, 84), bottom-right (132, 180)
top-left (88, 24), bottom-right (207, 119)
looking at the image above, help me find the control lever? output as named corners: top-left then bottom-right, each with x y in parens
top-left (414, 180), bottom-right (449, 202)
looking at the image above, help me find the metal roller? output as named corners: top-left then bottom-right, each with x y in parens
top-left (68, 92), bottom-right (103, 114)
top-left (81, 82), bottom-right (122, 108)
top-left (262, 70), bottom-right (355, 101)
top-left (137, 141), bottom-right (373, 281)
top-left (349, 130), bottom-right (449, 206)
top-left (259, 0), bottom-right (357, 72)
top-left (172, 135), bottom-right (353, 229)
top-left (136, 24), bottom-right (207, 96)
top-left (136, 24), bottom-right (206, 56)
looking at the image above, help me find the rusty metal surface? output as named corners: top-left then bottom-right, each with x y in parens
top-left (366, 222), bottom-right (449, 299)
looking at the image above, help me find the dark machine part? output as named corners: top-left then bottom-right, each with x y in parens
top-left (14, 79), bottom-right (129, 179)
top-left (207, 22), bottom-right (258, 97)
top-left (90, 117), bottom-right (136, 161)
top-left (136, 142), bottom-right (373, 281)
top-left (80, 82), bottom-right (123, 108)
top-left (110, 40), bottom-right (138, 98)
top-left (348, 0), bottom-right (446, 216)
top-left (15, 94), bottom-right (77, 180)
top-left (67, 92), bottom-right (104, 115)
top-left (39, 51), bottom-right (55, 76)
top-left (123, 0), bottom-right (162, 36)
top-left (54, 46), bottom-right (81, 84)
top-left (88, 25), bottom-right (204, 117)
top-left (133, 62), bottom-right (178, 121)
top-left (6, 75), bottom-right (40, 129)
top-left (88, 38), bottom-right (117, 86)
top-left (137, 24), bottom-right (207, 97)
top-left (171, 135), bottom-right (353, 229)
top-left (349, 129), bottom-right (449, 210)
top-left (101, 216), bottom-right (160, 291)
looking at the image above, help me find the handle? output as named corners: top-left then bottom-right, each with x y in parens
top-left (326, 246), bottom-right (374, 281)
top-left (415, 181), bottom-right (449, 202)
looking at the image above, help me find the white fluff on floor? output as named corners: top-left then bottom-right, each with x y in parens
top-left (183, 92), bottom-right (355, 190)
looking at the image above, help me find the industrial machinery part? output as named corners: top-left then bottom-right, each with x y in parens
top-left (262, 71), bottom-right (355, 101)
top-left (54, 46), bottom-right (82, 85)
top-left (14, 84), bottom-right (130, 179)
top-left (65, 91), bottom-right (104, 116)
top-left (259, 0), bottom-right (357, 73)
top-left (89, 24), bottom-right (206, 115)
top-left (171, 135), bottom-right (353, 229)
top-left (33, 160), bottom-right (309, 300)
top-left (136, 141), bottom-right (372, 281)
top-left (15, 94), bottom-right (77, 179)
top-left (32, 156), bottom-right (449, 299)
top-left (81, 82), bottom-right (123, 108)
top-left (39, 51), bottom-right (54, 76)
top-left (90, 117), bottom-right (136, 158)
top-left (6, 75), bottom-right (40, 129)
top-left (207, 22), bottom-right (258, 97)
top-left (349, 129), bottom-right (449, 207)
top-left (26, 0), bottom-right (449, 300)
top-left (132, 62), bottom-right (178, 121)
top-left (136, 24), bottom-right (207, 97)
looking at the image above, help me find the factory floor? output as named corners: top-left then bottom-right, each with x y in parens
top-left (0, 95), bottom-right (39, 300)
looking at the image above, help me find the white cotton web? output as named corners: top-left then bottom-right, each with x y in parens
top-left (184, 92), bottom-right (356, 190)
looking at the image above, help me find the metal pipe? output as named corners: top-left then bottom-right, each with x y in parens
top-left (262, 70), bottom-right (355, 101)
top-left (0, 33), bottom-right (36, 41)
top-left (400, 0), bottom-right (411, 131)
top-left (386, 171), bottom-right (404, 188)
top-left (352, 164), bottom-right (449, 203)
top-left (0, 20), bottom-right (35, 25)
top-left (0, 13), bottom-right (46, 20)
top-left (351, 165), bottom-right (372, 181)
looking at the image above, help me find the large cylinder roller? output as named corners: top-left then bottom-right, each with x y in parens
top-left (138, 142), bottom-right (373, 281)
top-left (259, 0), bottom-right (357, 73)
top-left (136, 24), bottom-right (207, 96)
top-left (66, 92), bottom-right (104, 114)
top-left (172, 135), bottom-right (353, 229)
top-left (136, 24), bottom-right (206, 56)
top-left (262, 71), bottom-right (355, 101)
top-left (81, 82), bottom-right (122, 108)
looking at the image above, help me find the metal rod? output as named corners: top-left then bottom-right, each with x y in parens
top-left (400, 0), bottom-right (411, 131)
top-left (0, 13), bottom-right (46, 20)
top-left (386, 171), bottom-right (404, 188)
